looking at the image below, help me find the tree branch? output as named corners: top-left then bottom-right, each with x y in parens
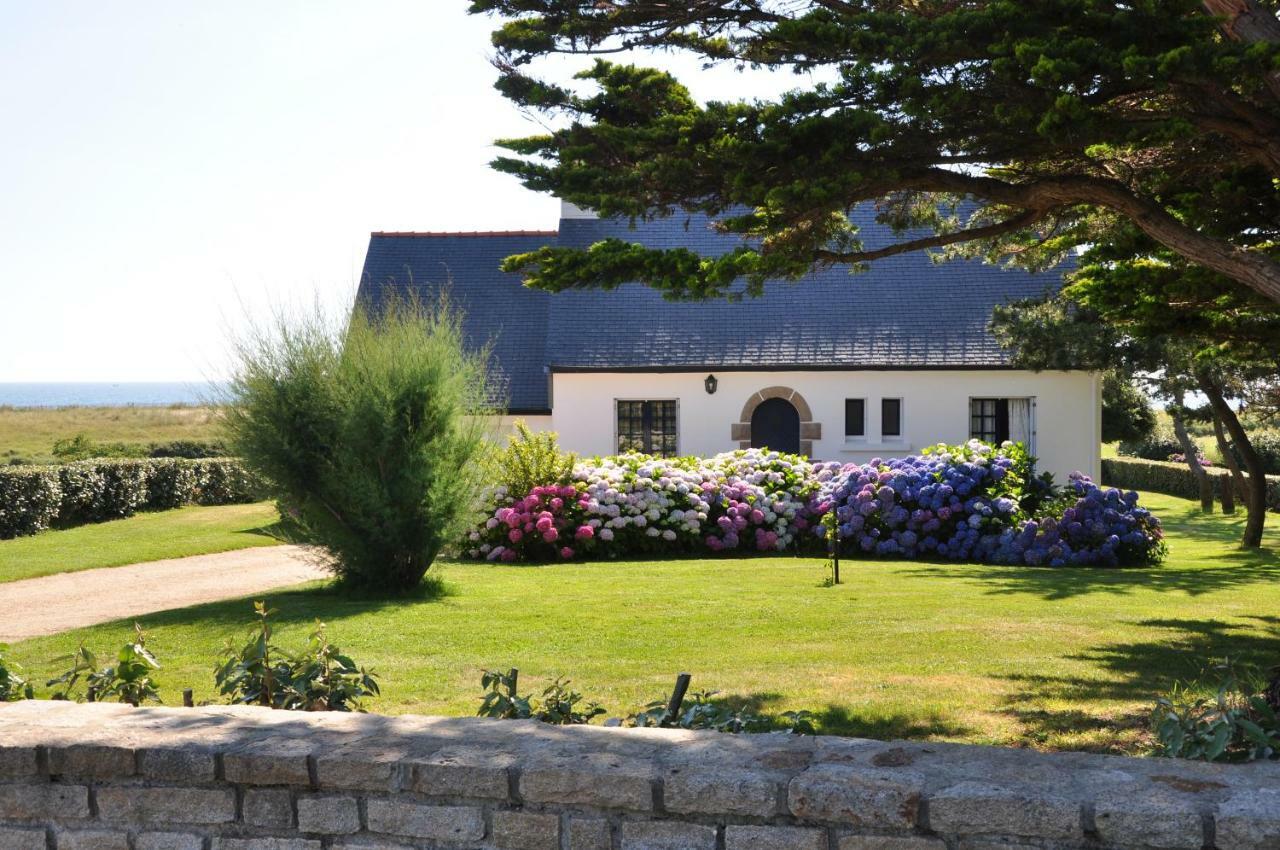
top-left (812, 208), bottom-right (1044, 263)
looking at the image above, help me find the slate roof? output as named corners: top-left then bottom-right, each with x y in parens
top-left (355, 208), bottom-right (1069, 412)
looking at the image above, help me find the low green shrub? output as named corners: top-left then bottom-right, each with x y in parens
top-left (1118, 429), bottom-right (1183, 462)
top-left (0, 466), bottom-right (61, 538)
top-left (149, 440), bottom-right (229, 459)
top-left (58, 460), bottom-right (151, 523)
top-left (1101, 457), bottom-right (1280, 510)
top-left (215, 602), bottom-right (379, 712)
top-left (1231, 430), bottom-right (1280, 476)
top-left (146, 459), bottom-right (201, 509)
top-left (0, 646), bottom-right (33, 702)
top-left (46, 625), bottom-right (161, 706)
top-left (1151, 661), bottom-right (1280, 762)
top-left (477, 668), bottom-right (605, 725)
top-left (52, 434), bottom-right (148, 462)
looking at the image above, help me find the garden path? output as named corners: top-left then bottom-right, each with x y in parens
top-left (0, 546), bottom-right (326, 642)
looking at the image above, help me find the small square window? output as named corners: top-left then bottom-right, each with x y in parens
top-left (881, 398), bottom-right (902, 438)
top-left (844, 398), bottom-right (865, 438)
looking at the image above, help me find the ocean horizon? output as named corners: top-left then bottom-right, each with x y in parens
top-left (0, 382), bottom-right (227, 408)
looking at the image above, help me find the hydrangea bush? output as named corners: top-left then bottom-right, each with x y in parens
top-left (465, 441), bottom-right (1164, 567)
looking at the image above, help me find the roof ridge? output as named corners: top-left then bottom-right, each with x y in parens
top-left (371, 230), bottom-right (558, 238)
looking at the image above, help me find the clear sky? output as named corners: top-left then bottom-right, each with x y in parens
top-left (0, 2), bottom-right (809, 383)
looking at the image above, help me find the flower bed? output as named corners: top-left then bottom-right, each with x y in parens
top-left (466, 442), bottom-right (1165, 567)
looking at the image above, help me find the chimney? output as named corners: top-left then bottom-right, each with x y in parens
top-left (559, 200), bottom-right (596, 220)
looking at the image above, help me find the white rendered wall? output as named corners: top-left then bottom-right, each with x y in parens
top-left (547, 370), bottom-right (1101, 481)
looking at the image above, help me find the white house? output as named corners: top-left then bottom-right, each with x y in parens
top-left (357, 202), bottom-right (1100, 481)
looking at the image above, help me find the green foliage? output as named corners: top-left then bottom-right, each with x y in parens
top-left (286, 622), bottom-right (381, 712)
top-left (0, 465), bottom-right (61, 538)
top-left (1151, 660), bottom-right (1280, 762)
top-left (1102, 457), bottom-right (1280, 509)
top-left (492, 421), bottom-right (576, 499)
top-left (215, 602), bottom-right (379, 712)
top-left (1230, 430), bottom-right (1280, 476)
top-left (148, 440), bottom-right (228, 459)
top-left (223, 296), bottom-right (496, 593)
top-left (1118, 430), bottom-right (1184, 462)
top-left (0, 645), bottom-right (33, 701)
top-left (0, 458), bottom-right (260, 540)
top-left (477, 668), bottom-right (605, 725)
top-left (626, 690), bottom-right (816, 734)
top-left (52, 434), bottom-right (147, 462)
top-left (47, 625), bottom-right (161, 706)
top-left (1102, 373), bottom-right (1156, 445)
top-left (471, 0), bottom-right (1280, 307)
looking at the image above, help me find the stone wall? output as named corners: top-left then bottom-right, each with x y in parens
top-left (0, 702), bottom-right (1278, 850)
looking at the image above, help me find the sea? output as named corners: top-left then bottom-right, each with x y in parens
top-left (0, 382), bottom-right (227, 408)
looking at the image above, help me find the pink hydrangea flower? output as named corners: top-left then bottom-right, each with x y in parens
top-left (560, 546), bottom-right (575, 559)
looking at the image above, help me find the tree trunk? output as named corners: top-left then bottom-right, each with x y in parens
top-left (1170, 400), bottom-right (1214, 513)
top-left (1211, 410), bottom-right (1248, 514)
top-left (1202, 0), bottom-right (1280, 103)
top-left (1198, 373), bottom-right (1268, 548)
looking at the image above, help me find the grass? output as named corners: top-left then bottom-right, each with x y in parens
top-left (7, 491), bottom-right (1279, 754)
top-left (0, 503), bottom-right (281, 583)
top-left (0, 404), bottom-right (223, 465)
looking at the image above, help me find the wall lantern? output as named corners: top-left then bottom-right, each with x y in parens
top-left (704, 374), bottom-right (718, 395)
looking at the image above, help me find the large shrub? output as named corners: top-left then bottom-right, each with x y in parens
top-left (1118, 429), bottom-right (1183, 462)
top-left (468, 441), bottom-right (1165, 567)
top-left (223, 297), bottom-right (494, 593)
top-left (0, 466), bottom-right (62, 538)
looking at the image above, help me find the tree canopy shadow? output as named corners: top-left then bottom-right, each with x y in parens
top-left (996, 616), bottom-right (1280, 750)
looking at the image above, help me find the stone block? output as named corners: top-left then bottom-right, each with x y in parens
top-left (1094, 791), bottom-right (1205, 849)
top-left (243, 787), bottom-right (294, 829)
top-left (0, 784), bottom-right (89, 820)
top-left (521, 766), bottom-right (653, 811)
top-left (365, 799), bottom-right (485, 842)
top-left (800, 422), bottom-right (822, 439)
top-left (839, 837), bottom-right (947, 850)
top-left (726, 824), bottom-right (827, 850)
top-left (214, 840), bottom-right (322, 850)
top-left (493, 810), bottom-right (560, 850)
top-left (568, 817), bottom-right (612, 850)
top-left (731, 423), bottom-right (750, 441)
top-left (665, 769), bottom-right (781, 817)
top-left (96, 786), bottom-right (235, 825)
top-left (926, 782), bottom-right (1080, 841)
top-left (56, 829), bottom-right (129, 850)
top-left (223, 738), bottom-right (313, 786)
top-left (297, 794), bottom-right (360, 834)
top-left (1216, 788), bottom-right (1280, 850)
top-left (46, 744), bottom-right (134, 778)
top-left (136, 833), bottom-right (205, 850)
top-left (0, 827), bottom-right (46, 850)
top-left (788, 765), bottom-right (923, 828)
top-left (315, 747), bottom-right (405, 792)
top-left (620, 821), bottom-right (716, 850)
top-left (412, 758), bottom-right (509, 800)
top-left (0, 746), bottom-right (37, 779)
top-left (137, 747), bottom-right (217, 782)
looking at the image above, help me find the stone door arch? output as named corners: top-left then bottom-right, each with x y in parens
top-left (731, 386), bottom-right (821, 457)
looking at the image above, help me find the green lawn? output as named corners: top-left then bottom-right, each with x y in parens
top-left (0, 502), bottom-right (281, 583)
top-left (6, 492), bottom-right (1278, 754)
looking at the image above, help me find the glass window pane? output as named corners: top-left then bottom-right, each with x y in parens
top-left (882, 398), bottom-right (902, 437)
top-left (845, 398), bottom-right (865, 437)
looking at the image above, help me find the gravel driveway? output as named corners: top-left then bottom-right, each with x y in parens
top-left (0, 546), bottom-right (328, 642)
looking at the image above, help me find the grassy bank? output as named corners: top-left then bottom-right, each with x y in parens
top-left (7, 491), bottom-right (1277, 754)
top-left (0, 502), bottom-right (281, 583)
top-left (0, 405), bottom-right (223, 465)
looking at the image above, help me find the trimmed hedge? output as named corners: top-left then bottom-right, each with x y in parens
top-left (1102, 457), bottom-right (1280, 512)
top-left (0, 458), bottom-right (263, 540)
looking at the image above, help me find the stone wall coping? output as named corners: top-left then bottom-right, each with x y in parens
top-left (2, 702), bottom-right (1280, 850)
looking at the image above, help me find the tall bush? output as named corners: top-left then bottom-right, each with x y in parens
top-left (0, 467), bottom-right (61, 539)
top-left (224, 296), bottom-right (495, 593)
